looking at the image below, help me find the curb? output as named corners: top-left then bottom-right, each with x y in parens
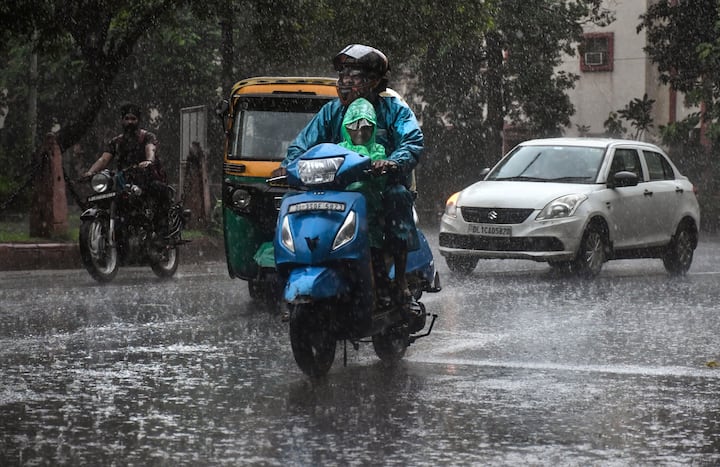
top-left (0, 237), bottom-right (225, 271)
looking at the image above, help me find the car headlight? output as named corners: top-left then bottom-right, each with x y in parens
top-left (91, 172), bottom-right (113, 193)
top-left (444, 192), bottom-right (460, 218)
top-left (536, 194), bottom-right (587, 220)
top-left (332, 210), bottom-right (356, 250)
top-left (280, 215), bottom-right (294, 252)
top-left (231, 189), bottom-right (251, 210)
top-left (298, 157), bottom-right (344, 185)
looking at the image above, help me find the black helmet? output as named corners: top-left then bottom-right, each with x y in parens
top-left (333, 44), bottom-right (389, 105)
top-left (333, 44), bottom-right (389, 78)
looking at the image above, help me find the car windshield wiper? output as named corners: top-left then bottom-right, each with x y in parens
top-left (546, 176), bottom-right (594, 183)
top-left (492, 176), bottom-right (549, 182)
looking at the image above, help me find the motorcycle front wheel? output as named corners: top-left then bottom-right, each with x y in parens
top-left (150, 246), bottom-right (179, 278)
top-left (289, 304), bottom-right (336, 378)
top-left (79, 218), bottom-right (118, 283)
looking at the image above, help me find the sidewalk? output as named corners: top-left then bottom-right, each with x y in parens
top-left (0, 237), bottom-right (225, 271)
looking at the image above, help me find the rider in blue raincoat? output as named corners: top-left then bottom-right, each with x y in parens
top-left (274, 44), bottom-right (423, 307)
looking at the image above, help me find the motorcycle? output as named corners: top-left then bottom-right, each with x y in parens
top-left (274, 143), bottom-right (442, 378)
top-left (79, 165), bottom-right (189, 283)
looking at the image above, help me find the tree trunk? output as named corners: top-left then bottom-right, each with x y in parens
top-left (485, 31), bottom-right (505, 158)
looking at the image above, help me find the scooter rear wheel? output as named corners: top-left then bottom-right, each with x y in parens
top-left (372, 324), bottom-right (409, 364)
top-left (289, 304), bottom-right (336, 378)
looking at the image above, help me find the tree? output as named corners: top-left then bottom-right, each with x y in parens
top-left (640, 0), bottom-right (720, 230)
top-left (617, 94), bottom-right (655, 140)
top-left (412, 0), bottom-right (612, 213)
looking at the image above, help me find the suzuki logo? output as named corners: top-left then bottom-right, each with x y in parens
top-left (488, 210), bottom-right (498, 221)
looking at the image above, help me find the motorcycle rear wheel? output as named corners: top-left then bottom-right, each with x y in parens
top-left (79, 218), bottom-right (118, 283)
top-left (372, 323), bottom-right (409, 364)
top-left (150, 246), bottom-right (179, 278)
top-left (289, 304), bottom-right (336, 378)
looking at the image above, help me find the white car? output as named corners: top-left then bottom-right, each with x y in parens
top-left (439, 138), bottom-right (700, 278)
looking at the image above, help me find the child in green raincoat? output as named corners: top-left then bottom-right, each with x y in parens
top-left (339, 98), bottom-right (387, 249)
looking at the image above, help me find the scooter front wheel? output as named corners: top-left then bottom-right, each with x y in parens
top-left (289, 304), bottom-right (336, 378)
top-left (372, 323), bottom-right (409, 364)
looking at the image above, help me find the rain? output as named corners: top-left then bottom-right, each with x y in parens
top-left (2, 1), bottom-right (720, 465)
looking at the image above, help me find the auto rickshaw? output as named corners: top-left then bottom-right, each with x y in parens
top-left (217, 77), bottom-right (338, 299)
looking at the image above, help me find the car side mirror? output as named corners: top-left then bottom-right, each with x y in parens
top-left (480, 167), bottom-right (490, 178)
top-left (609, 170), bottom-right (639, 188)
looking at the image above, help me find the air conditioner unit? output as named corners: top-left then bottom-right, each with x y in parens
top-left (584, 52), bottom-right (605, 66)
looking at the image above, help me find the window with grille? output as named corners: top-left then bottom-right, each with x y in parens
top-left (580, 32), bottom-right (613, 72)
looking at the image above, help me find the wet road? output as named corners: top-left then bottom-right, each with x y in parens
top-left (1, 233), bottom-right (720, 465)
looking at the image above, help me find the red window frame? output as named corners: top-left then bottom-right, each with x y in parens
top-left (580, 32), bottom-right (614, 72)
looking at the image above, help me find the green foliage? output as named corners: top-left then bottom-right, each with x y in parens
top-left (616, 94), bottom-right (655, 140)
top-left (603, 112), bottom-right (626, 139)
top-left (0, 0), bottom-right (612, 221)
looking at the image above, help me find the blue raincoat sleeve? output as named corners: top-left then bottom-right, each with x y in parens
top-left (282, 100), bottom-right (343, 167)
top-left (376, 96), bottom-right (424, 177)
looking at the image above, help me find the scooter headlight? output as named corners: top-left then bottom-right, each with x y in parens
top-left (298, 157), bottom-right (344, 185)
top-left (332, 210), bottom-right (356, 251)
top-left (281, 215), bottom-right (294, 253)
top-left (91, 171), bottom-right (113, 193)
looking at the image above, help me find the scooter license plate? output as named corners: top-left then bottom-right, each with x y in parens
top-left (468, 223), bottom-right (512, 237)
top-left (288, 201), bottom-right (345, 213)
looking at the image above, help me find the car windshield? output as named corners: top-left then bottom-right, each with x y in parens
top-left (487, 145), bottom-right (605, 183)
top-left (229, 96), bottom-right (330, 161)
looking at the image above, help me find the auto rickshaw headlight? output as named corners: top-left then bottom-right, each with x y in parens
top-left (91, 171), bottom-right (113, 193)
top-left (332, 210), bottom-right (356, 251)
top-left (281, 216), bottom-right (294, 252)
top-left (231, 189), bottom-right (251, 210)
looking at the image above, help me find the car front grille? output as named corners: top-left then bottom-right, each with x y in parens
top-left (439, 232), bottom-right (564, 252)
top-left (460, 207), bottom-right (534, 224)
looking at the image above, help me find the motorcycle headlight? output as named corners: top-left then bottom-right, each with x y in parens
top-left (280, 215), bottom-right (294, 253)
top-left (332, 210), bottom-right (356, 251)
top-left (91, 172), bottom-right (113, 193)
top-left (298, 157), bottom-right (344, 185)
top-left (231, 189), bottom-right (251, 210)
top-left (536, 193), bottom-right (587, 220)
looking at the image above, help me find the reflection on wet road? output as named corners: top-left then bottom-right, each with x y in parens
top-left (1, 237), bottom-right (720, 465)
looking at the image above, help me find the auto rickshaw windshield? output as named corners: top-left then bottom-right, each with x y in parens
top-left (229, 96), bottom-right (330, 161)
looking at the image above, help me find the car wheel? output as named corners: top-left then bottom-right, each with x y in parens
top-left (445, 255), bottom-right (478, 275)
top-left (663, 222), bottom-right (695, 276)
top-left (572, 224), bottom-right (606, 279)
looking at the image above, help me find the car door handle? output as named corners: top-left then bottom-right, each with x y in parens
top-left (643, 190), bottom-right (653, 197)
top-left (675, 187), bottom-right (684, 194)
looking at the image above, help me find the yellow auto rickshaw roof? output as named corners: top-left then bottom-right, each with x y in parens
top-left (231, 76), bottom-right (338, 97)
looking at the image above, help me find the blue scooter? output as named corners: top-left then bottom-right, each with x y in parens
top-left (273, 143), bottom-right (441, 378)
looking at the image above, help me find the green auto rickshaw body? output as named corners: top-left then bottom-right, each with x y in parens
top-left (220, 77), bottom-right (338, 286)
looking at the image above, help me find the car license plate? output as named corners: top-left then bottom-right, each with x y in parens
top-left (468, 223), bottom-right (512, 236)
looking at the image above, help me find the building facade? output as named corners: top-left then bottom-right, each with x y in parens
top-left (557, 0), bottom-right (694, 142)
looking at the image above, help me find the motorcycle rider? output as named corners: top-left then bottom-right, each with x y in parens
top-left (84, 103), bottom-right (172, 240)
top-left (273, 44), bottom-right (423, 309)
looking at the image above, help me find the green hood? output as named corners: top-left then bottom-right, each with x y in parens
top-left (342, 97), bottom-right (377, 152)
